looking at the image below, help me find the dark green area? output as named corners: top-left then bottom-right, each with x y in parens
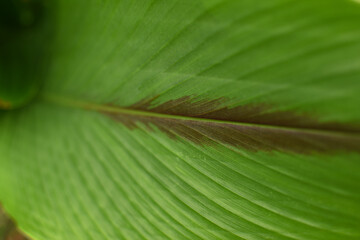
top-left (0, 0), bottom-right (54, 109)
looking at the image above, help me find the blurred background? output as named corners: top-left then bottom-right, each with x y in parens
top-left (0, 206), bottom-right (28, 240)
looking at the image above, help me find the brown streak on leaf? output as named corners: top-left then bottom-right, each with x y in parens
top-left (132, 96), bottom-right (360, 133)
top-left (102, 96), bottom-right (360, 154)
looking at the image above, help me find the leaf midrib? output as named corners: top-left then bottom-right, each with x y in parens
top-left (42, 93), bottom-right (360, 139)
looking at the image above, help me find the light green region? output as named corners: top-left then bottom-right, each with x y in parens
top-left (0, 0), bottom-right (360, 240)
top-left (1, 102), bottom-right (360, 240)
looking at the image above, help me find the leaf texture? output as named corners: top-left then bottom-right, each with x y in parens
top-left (1, 0), bottom-right (360, 240)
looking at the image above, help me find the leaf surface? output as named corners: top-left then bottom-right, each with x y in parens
top-left (1, 0), bottom-right (360, 240)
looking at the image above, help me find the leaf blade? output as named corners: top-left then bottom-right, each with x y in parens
top-left (1, 0), bottom-right (360, 240)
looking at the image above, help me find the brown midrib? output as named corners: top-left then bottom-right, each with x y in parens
top-left (43, 93), bottom-right (360, 139)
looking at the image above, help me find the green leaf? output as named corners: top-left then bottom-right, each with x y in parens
top-left (1, 0), bottom-right (360, 240)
